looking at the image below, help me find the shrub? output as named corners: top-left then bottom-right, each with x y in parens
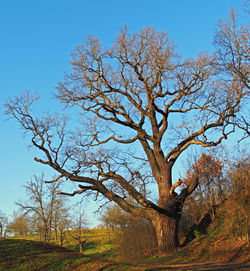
top-left (116, 216), bottom-right (157, 260)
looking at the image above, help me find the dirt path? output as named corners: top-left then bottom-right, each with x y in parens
top-left (98, 260), bottom-right (250, 270)
top-left (76, 251), bottom-right (250, 270)
top-left (139, 261), bottom-right (250, 270)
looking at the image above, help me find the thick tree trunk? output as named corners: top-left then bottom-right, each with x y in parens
top-left (152, 213), bottom-right (179, 257)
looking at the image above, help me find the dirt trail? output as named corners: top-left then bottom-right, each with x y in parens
top-left (97, 260), bottom-right (250, 271)
top-left (137, 261), bottom-right (250, 270)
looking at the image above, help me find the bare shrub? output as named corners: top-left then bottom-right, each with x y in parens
top-left (116, 216), bottom-right (157, 260)
top-left (220, 157), bottom-right (250, 241)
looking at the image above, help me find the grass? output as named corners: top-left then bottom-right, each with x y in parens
top-left (10, 228), bottom-right (118, 258)
top-left (0, 238), bottom-right (121, 271)
top-left (1, 235), bottom-right (249, 271)
top-left (0, 229), bottom-right (120, 271)
top-left (0, 228), bottom-right (124, 271)
top-left (0, 238), bottom-right (142, 271)
top-left (1, 217), bottom-right (249, 271)
top-left (0, 239), bottom-right (80, 270)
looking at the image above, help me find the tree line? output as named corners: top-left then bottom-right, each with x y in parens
top-left (0, 176), bottom-right (87, 252)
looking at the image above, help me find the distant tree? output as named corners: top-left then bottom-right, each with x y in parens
top-left (183, 153), bottom-right (224, 214)
top-left (16, 174), bottom-right (66, 242)
top-left (229, 156), bottom-right (250, 197)
top-left (57, 216), bottom-right (70, 246)
top-left (101, 205), bottom-right (157, 259)
top-left (178, 153), bottom-right (224, 238)
top-left (0, 211), bottom-right (8, 238)
top-left (50, 196), bottom-right (70, 243)
top-left (217, 155), bottom-right (250, 241)
top-left (5, 9), bottom-right (249, 255)
top-left (101, 205), bottom-right (130, 230)
top-left (8, 211), bottom-right (30, 237)
top-left (101, 205), bottom-right (131, 243)
top-left (69, 209), bottom-right (88, 253)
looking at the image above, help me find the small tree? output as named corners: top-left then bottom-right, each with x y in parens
top-left (57, 216), bottom-right (70, 246)
top-left (51, 198), bottom-right (70, 243)
top-left (101, 205), bottom-right (131, 243)
top-left (69, 210), bottom-right (88, 253)
top-left (102, 205), bottom-right (157, 259)
top-left (102, 205), bottom-right (130, 229)
top-left (178, 153), bottom-right (224, 239)
top-left (17, 174), bottom-right (66, 241)
top-left (217, 156), bottom-right (250, 241)
top-left (0, 211), bottom-right (8, 238)
top-left (183, 153), bottom-right (224, 215)
top-left (8, 211), bottom-right (30, 237)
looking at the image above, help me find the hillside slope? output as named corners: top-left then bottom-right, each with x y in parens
top-left (0, 237), bottom-right (249, 271)
top-left (0, 239), bottom-right (115, 271)
top-left (1, 198), bottom-right (249, 271)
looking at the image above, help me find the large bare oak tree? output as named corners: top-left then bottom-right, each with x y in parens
top-left (5, 12), bottom-right (249, 255)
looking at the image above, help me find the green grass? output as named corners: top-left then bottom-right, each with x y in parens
top-left (1, 228), bottom-right (122, 270)
top-left (1, 217), bottom-right (249, 271)
top-left (0, 238), bottom-right (144, 271)
top-left (10, 228), bottom-right (118, 258)
top-left (81, 228), bottom-right (118, 258)
top-left (0, 239), bottom-right (109, 271)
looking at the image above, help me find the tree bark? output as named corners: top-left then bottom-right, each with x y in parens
top-left (152, 213), bottom-right (179, 256)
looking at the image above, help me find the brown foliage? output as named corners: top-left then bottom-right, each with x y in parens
top-left (181, 153), bottom-right (224, 226)
top-left (8, 212), bottom-right (30, 237)
top-left (221, 157), bottom-right (250, 241)
top-left (183, 154), bottom-right (222, 185)
top-left (116, 216), bottom-right (157, 260)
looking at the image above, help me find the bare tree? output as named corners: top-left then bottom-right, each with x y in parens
top-left (182, 153), bottom-right (224, 215)
top-left (57, 216), bottom-right (70, 246)
top-left (214, 8), bottom-right (250, 140)
top-left (51, 199), bottom-right (70, 244)
top-left (5, 13), bottom-right (249, 255)
top-left (101, 204), bottom-right (157, 258)
top-left (16, 174), bottom-right (65, 242)
top-left (101, 205), bottom-right (130, 243)
top-left (69, 209), bottom-right (88, 253)
top-left (0, 211), bottom-right (8, 238)
top-left (101, 205), bottom-right (130, 230)
top-left (8, 211), bottom-right (30, 237)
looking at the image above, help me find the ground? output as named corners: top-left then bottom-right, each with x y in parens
top-left (0, 236), bottom-right (249, 271)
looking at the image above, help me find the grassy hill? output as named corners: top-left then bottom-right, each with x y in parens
top-left (0, 238), bottom-right (121, 271)
top-left (0, 237), bottom-right (249, 271)
top-left (1, 201), bottom-right (249, 271)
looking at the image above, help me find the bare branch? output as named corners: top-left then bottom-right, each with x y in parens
top-left (169, 179), bottom-right (182, 195)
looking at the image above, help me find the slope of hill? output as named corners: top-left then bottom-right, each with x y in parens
top-left (0, 235), bottom-right (249, 271)
top-left (0, 239), bottom-right (116, 271)
top-left (1, 198), bottom-right (249, 271)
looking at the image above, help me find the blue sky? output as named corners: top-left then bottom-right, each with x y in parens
top-left (0, 0), bottom-right (247, 225)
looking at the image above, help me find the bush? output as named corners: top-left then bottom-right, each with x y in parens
top-left (217, 157), bottom-right (250, 241)
top-left (116, 216), bottom-right (157, 260)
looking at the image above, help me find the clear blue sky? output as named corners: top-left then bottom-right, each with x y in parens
top-left (0, 0), bottom-right (246, 225)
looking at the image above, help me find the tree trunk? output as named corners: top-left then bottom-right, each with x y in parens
top-left (152, 213), bottom-right (179, 256)
top-left (106, 223), bottom-right (111, 243)
top-left (59, 230), bottom-right (65, 246)
top-left (79, 241), bottom-right (85, 253)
